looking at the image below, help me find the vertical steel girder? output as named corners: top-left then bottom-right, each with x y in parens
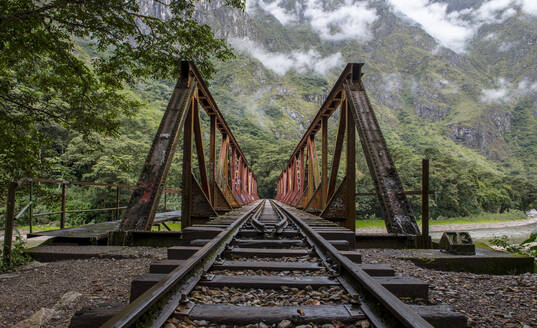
top-left (276, 63), bottom-right (420, 235)
top-left (120, 62), bottom-right (258, 231)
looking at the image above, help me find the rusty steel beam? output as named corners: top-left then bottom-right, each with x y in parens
top-left (277, 63), bottom-right (420, 234)
top-left (321, 116), bottom-right (328, 208)
top-left (344, 98), bottom-right (356, 231)
top-left (120, 62), bottom-right (257, 231)
top-left (327, 103), bottom-right (346, 201)
top-left (181, 94), bottom-right (195, 228)
top-left (192, 97), bottom-right (210, 198)
top-left (344, 64), bottom-right (419, 234)
top-left (421, 159), bottom-right (431, 247)
top-left (209, 115), bottom-right (217, 205)
top-left (120, 62), bottom-right (193, 231)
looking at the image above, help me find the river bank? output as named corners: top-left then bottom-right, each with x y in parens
top-left (358, 213), bottom-right (537, 243)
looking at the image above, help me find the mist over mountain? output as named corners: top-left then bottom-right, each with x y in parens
top-left (136, 0), bottom-right (537, 209)
top-left (142, 0), bottom-right (534, 175)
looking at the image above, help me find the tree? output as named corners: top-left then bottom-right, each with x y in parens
top-left (0, 0), bottom-right (243, 188)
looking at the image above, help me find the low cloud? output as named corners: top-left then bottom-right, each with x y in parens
top-left (252, 0), bottom-right (297, 25)
top-left (481, 88), bottom-right (509, 103)
top-left (304, 0), bottom-right (378, 41)
top-left (230, 38), bottom-right (343, 75)
top-left (388, 0), bottom-right (473, 53)
top-left (480, 78), bottom-right (511, 103)
top-left (382, 73), bottom-right (402, 92)
top-left (520, 0), bottom-right (537, 15)
top-left (517, 79), bottom-right (537, 94)
top-left (388, 0), bottom-right (536, 53)
top-left (480, 77), bottom-right (537, 103)
top-left (248, 0), bottom-right (378, 42)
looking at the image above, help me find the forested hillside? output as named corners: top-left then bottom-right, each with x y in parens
top-left (2, 0), bottom-right (537, 227)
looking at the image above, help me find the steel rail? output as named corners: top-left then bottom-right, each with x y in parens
top-left (101, 200), bottom-right (265, 328)
top-left (271, 200), bottom-right (433, 328)
top-left (269, 200), bottom-right (335, 276)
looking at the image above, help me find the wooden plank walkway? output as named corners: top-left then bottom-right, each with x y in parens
top-left (26, 210), bottom-right (181, 242)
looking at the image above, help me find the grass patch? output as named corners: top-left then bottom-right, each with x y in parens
top-left (151, 222), bottom-right (181, 231)
top-left (432, 210), bottom-right (527, 224)
top-left (356, 210), bottom-right (528, 229)
top-left (14, 223), bottom-right (81, 233)
top-left (356, 220), bottom-right (386, 229)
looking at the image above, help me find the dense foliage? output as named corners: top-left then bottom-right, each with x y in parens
top-left (0, 0), bottom-right (242, 185)
top-left (0, 236), bottom-right (30, 272)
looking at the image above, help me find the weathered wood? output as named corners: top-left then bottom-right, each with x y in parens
top-left (238, 230), bottom-right (300, 238)
top-left (339, 250), bottom-right (362, 263)
top-left (69, 304), bottom-right (466, 328)
top-left (29, 181), bottom-right (33, 233)
top-left (213, 260), bottom-right (323, 271)
top-left (232, 239), bottom-right (304, 248)
top-left (373, 276), bottom-right (428, 299)
top-left (184, 304), bottom-right (465, 327)
top-left (356, 263), bottom-right (395, 276)
top-left (130, 273), bottom-right (167, 301)
top-left (181, 226), bottom-right (223, 242)
top-left (167, 246), bottom-right (201, 260)
top-left (227, 247), bottom-right (312, 258)
top-left (411, 305), bottom-right (468, 328)
top-left (150, 259), bottom-right (186, 274)
top-left (187, 304), bottom-right (365, 324)
top-left (69, 305), bottom-right (124, 328)
top-left (199, 275), bottom-right (340, 289)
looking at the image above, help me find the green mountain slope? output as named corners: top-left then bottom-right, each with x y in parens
top-left (195, 0), bottom-right (537, 212)
top-left (25, 0), bottom-right (536, 225)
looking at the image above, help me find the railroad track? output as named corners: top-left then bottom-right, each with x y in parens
top-left (94, 200), bottom-right (465, 328)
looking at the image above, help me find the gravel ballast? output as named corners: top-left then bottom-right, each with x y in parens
top-left (359, 249), bottom-right (537, 328)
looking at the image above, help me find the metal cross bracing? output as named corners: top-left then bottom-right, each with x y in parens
top-left (120, 61), bottom-right (258, 231)
top-left (275, 63), bottom-right (420, 235)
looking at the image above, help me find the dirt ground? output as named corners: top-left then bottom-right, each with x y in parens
top-left (0, 247), bottom-right (166, 328)
top-left (360, 249), bottom-right (537, 328)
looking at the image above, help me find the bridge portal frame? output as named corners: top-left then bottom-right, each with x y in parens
top-left (276, 63), bottom-right (421, 235)
top-left (120, 61), bottom-right (258, 231)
